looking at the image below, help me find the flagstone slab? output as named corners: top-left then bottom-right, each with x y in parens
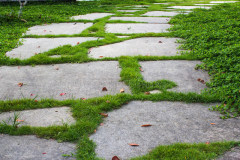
top-left (217, 147), bottom-right (240, 160)
top-left (26, 23), bottom-right (93, 35)
top-left (90, 101), bottom-right (240, 160)
top-left (210, 1), bottom-right (237, 3)
top-left (168, 6), bottom-right (211, 9)
top-left (0, 107), bottom-right (75, 127)
top-left (105, 23), bottom-right (170, 34)
top-left (0, 135), bottom-right (75, 160)
top-left (142, 11), bottom-right (181, 16)
top-left (0, 62), bottom-right (130, 100)
top-left (89, 37), bottom-right (182, 58)
top-left (5, 37), bottom-right (100, 59)
top-left (117, 10), bottom-right (140, 12)
top-left (140, 61), bottom-right (210, 93)
top-left (71, 13), bottom-right (113, 20)
top-left (109, 17), bottom-right (171, 24)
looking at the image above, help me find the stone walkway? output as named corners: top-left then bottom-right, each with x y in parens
top-left (1, 1), bottom-right (240, 160)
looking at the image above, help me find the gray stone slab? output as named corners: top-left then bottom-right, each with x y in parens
top-left (143, 11), bottom-right (181, 16)
top-left (210, 1), bottom-right (237, 3)
top-left (89, 37), bottom-right (182, 58)
top-left (0, 62), bottom-right (130, 100)
top-left (90, 101), bottom-right (240, 160)
top-left (117, 10), bottom-right (140, 12)
top-left (140, 61), bottom-right (210, 93)
top-left (6, 37), bottom-right (100, 59)
top-left (168, 6), bottom-right (211, 9)
top-left (71, 13), bottom-right (113, 20)
top-left (0, 107), bottom-right (75, 127)
top-left (109, 17), bottom-right (171, 24)
top-left (0, 135), bottom-right (75, 160)
top-left (106, 23), bottom-right (170, 34)
top-left (26, 23), bottom-right (93, 35)
top-left (218, 147), bottom-right (240, 160)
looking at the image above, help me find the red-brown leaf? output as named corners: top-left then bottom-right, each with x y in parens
top-left (144, 92), bottom-right (150, 95)
top-left (18, 83), bottom-right (23, 87)
top-left (210, 123), bottom-right (216, 125)
top-left (128, 143), bottom-right (139, 146)
top-left (102, 87), bottom-right (108, 91)
top-left (120, 88), bottom-right (125, 93)
top-left (99, 113), bottom-right (108, 117)
top-left (141, 124), bottom-right (152, 127)
top-left (112, 156), bottom-right (120, 160)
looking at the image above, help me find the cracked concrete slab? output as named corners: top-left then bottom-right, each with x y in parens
top-left (106, 23), bottom-right (170, 34)
top-left (90, 101), bottom-right (240, 160)
top-left (71, 13), bottom-right (113, 20)
top-left (0, 135), bottom-right (76, 160)
top-left (0, 62), bottom-right (130, 100)
top-left (140, 61), bottom-right (210, 93)
top-left (26, 23), bottom-right (93, 35)
top-left (168, 6), bottom-right (211, 9)
top-left (109, 17), bottom-right (171, 24)
top-left (0, 107), bottom-right (75, 127)
top-left (142, 11), bottom-right (182, 16)
top-left (89, 37), bottom-right (182, 58)
top-left (5, 37), bottom-right (100, 59)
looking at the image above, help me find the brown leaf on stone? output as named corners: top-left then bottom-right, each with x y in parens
top-left (18, 83), bottom-right (23, 87)
top-left (77, 42), bottom-right (80, 45)
top-left (112, 156), bottom-right (120, 160)
top-left (55, 67), bottom-right (59, 70)
top-left (120, 88), bottom-right (125, 93)
top-left (94, 129), bottom-right (97, 133)
top-left (144, 92), bottom-right (150, 95)
top-left (16, 119), bottom-right (24, 122)
top-left (200, 80), bottom-right (205, 84)
top-left (158, 41), bottom-right (162, 43)
top-left (99, 56), bottom-right (104, 58)
top-left (139, 67), bottom-right (144, 72)
top-left (99, 113), bottom-right (108, 117)
top-left (102, 87), bottom-right (108, 91)
top-left (81, 98), bottom-right (86, 100)
top-left (197, 78), bottom-right (201, 81)
top-left (128, 143), bottom-right (139, 146)
top-left (205, 141), bottom-right (210, 145)
top-left (37, 46), bottom-right (40, 48)
top-left (210, 123), bottom-right (216, 125)
top-left (141, 124), bottom-right (152, 127)
top-left (100, 123), bottom-right (104, 126)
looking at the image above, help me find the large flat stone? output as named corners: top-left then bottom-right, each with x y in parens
top-left (90, 101), bottom-right (240, 160)
top-left (0, 62), bottom-right (130, 100)
top-left (210, 1), bottom-right (237, 3)
top-left (26, 23), bottom-right (93, 35)
top-left (105, 23), bottom-right (170, 34)
top-left (6, 37), bottom-right (100, 59)
top-left (168, 6), bottom-right (211, 9)
top-left (71, 13), bottom-right (113, 20)
top-left (140, 61), bottom-right (210, 93)
top-left (0, 107), bottom-right (75, 127)
top-left (0, 135), bottom-right (75, 160)
top-left (218, 147), bottom-right (240, 160)
top-left (109, 17), bottom-right (171, 23)
top-left (142, 11), bottom-right (181, 16)
top-left (89, 37), bottom-right (182, 58)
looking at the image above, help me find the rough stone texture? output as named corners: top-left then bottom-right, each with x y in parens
top-left (218, 147), bottom-right (240, 160)
top-left (168, 6), bottom-right (211, 9)
top-left (117, 10), bottom-right (140, 12)
top-left (89, 37), bottom-right (182, 58)
top-left (0, 62), bottom-right (130, 100)
top-left (140, 61), bottom-right (210, 93)
top-left (90, 101), bottom-right (240, 160)
top-left (142, 11), bottom-right (181, 16)
top-left (0, 135), bottom-right (76, 160)
top-left (210, 1), bottom-right (237, 3)
top-left (6, 37), bottom-right (100, 59)
top-left (0, 107), bottom-right (75, 127)
top-left (26, 23), bottom-right (93, 35)
top-left (109, 17), bottom-right (171, 24)
top-left (71, 13), bottom-right (113, 20)
top-left (105, 23), bottom-right (170, 34)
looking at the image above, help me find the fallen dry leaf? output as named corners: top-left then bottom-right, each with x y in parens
top-left (102, 87), bottom-right (108, 91)
top-left (197, 78), bottom-right (201, 81)
top-left (37, 46), bottom-right (40, 48)
top-left (30, 94), bottom-right (34, 96)
top-left (200, 79), bottom-right (205, 84)
top-left (158, 41), bottom-right (162, 43)
top-left (94, 129), bottom-right (97, 133)
top-left (128, 143), bottom-right (139, 146)
top-left (141, 124), bottom-right (152, 127)
top-left (100, 123), bottom-right (104, 126)
top-left (112, 156), bottom-right (120, 160)
top-left (42, 152), bottom-right (46, 154)
top-left (210, 123), bottom-right (216, 125)
top-left (18, 83), bottom-right (23, 87)
top-left (55, 67), bottom-right (59, 70)
top-left (139, 67), bottom-right (144, 72)
top-left (99, 113), bottom-right (108, 117)
top-left (120, 88), bottom-right (125, 93)
top-left (16, 119), bottom-right (24, 122)
top-left (60, 93), bottom-right (66, 96)
top-left (205, 141), bottom-right (210, 145)
top-left (144, 92), bottom-right (150, 95)
top-left (77, 42), bottom-right (80, 45)
top-left (34, 100), bottom-right (38, 102)
top-left (99, 56), bottom-right (104, 58)
top-left (81, 98), bottom-right (86, 100)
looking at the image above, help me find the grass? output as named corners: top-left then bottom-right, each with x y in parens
top-left (0, 0), bottom-right (240, 159)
